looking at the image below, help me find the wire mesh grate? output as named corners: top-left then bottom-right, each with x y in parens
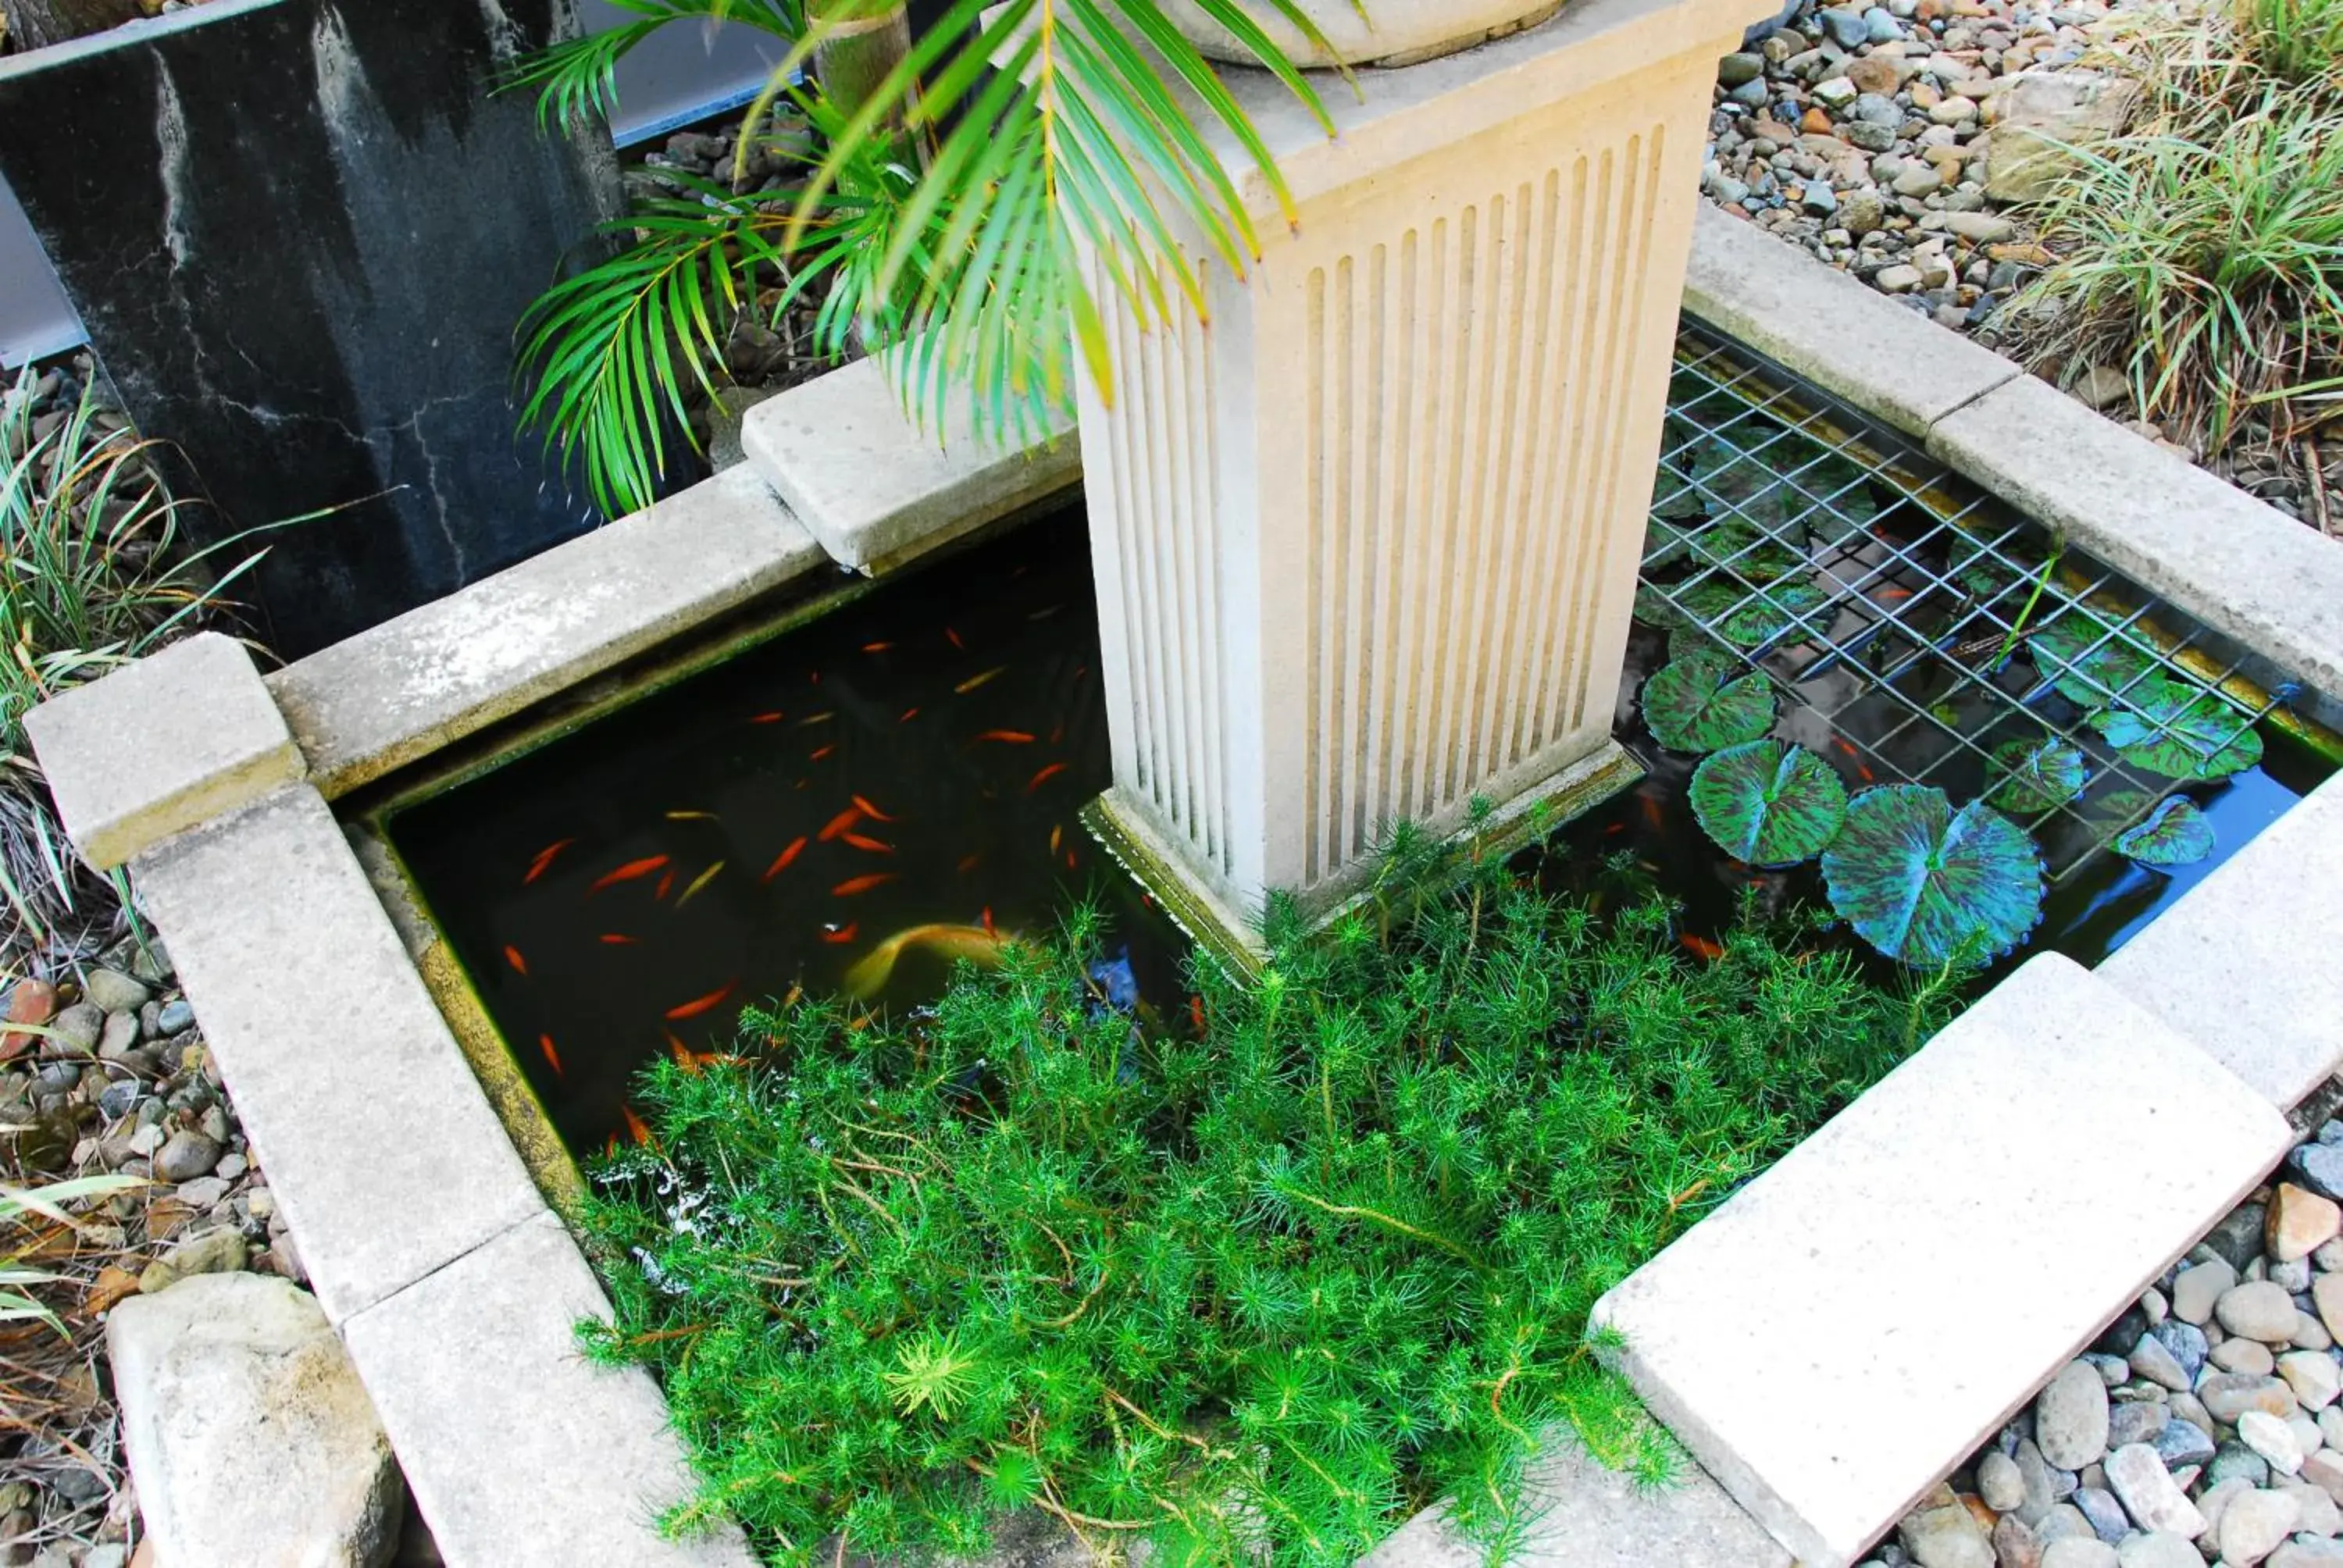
top-left (1639, 327), bottom-right (2303, 886)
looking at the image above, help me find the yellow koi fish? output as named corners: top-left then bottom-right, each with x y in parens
top-left (842, 923), bottom-right (1022, 1000)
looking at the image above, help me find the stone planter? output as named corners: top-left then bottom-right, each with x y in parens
top-left (1161, 0), bottom-right (1573, 67)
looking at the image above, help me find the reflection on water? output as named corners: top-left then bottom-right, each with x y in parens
top-left (390, 510), bottom-right (1186, 1154)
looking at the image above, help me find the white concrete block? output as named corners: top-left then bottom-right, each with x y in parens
top-left (2099, 772), bottom-right (2343, 1107)
top-left (267, 463), bottom-right (828, 798)
top-left (1359, 1435), bottom-right (1791, 1567)
top-left (1928, 374), bottom-right (2343, 705)
top-left (341, 1211), bottom-right (758, 1568)
top-left (1591, 952), bottom-right (2292, 1568)
top-left (1680, 205), bottom-right (2022, 437)
top-left (741, 352), bottom-right (1078, 574)
top-left (25, 631), bottom-right (304, 869)
top-left (129, 785), bottom-right (547, 1324)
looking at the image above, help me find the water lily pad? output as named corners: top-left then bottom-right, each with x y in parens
top-left (2082, 786), bottom-right (2157, 846)
top-left (1821, 784), bottom-right (2045, 968)
top-left (1689, 740), bottom-right (1849, 866)
top-left (1634, 581), bottom-right (1692, 633)
top-left (1691, 519), bottom-right (1806, 583)
top-left (2091, 675), bottom-right (2263, 781)
top-left (1642, 654), bottom-right (1777, 753)
top-left (1984, 737), bottom-right (2089, 814)
top-left (1675, 576), bottom-right (1832, 649)
top-left (2113, 796), bottom-right (2215, 868)
top-left (1949, 529), bottom-right (2027, 602)
top-left (2027, 615), bottom-right (2158, 707)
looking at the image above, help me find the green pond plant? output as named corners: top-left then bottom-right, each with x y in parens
top-left (573, 825), bottom-right (1964, 1565)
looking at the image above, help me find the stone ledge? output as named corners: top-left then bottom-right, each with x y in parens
top-left (1678, 204), bottom-right (2023, 438)
top-left (266, 463), bottom-right (829, 800)
top-left (1359, 1437), bottom-right (1791, 1568)
top-left (2098, 770), bottom-right (2343, 1109)
top-left (129, 784), bottom-right (549, 1325)
top-left (26, 631), bottom-right (305, 870)
top-left (1928, 373), bottom-right (2343, 704)
top-left (1590, 952), bottom-right (2292, 1567)
top-left (740, 352), bottom-right (1078, 575)
top-left (340, 1210), bottom-right (758, 1568)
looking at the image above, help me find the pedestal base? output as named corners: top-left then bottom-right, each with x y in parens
top-left (1084, 738), bottom-right (1643, 975)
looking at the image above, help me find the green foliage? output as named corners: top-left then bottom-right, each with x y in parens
top-left (1689, 739), bottom-right (1848, 866)
top-left (2113, 795), bottom-right (2215, 867)
top-left (505, 0), bottom-right (804, 131)
top-left (2231, 0), bottom-right (2343, 96)
top-left (2090, 674), bottom-right (2265, 780)
top-left (1, 373), bottom-right (263, 960)
top-left (2010, 73), bottom-right (2343, 454)
top-left (575, 858), bottom-right (1960, 1565)
top-left (512, 0), bottom-right (1343, 518)
top-left (1984, 736), bottom-right (2090, 814)
top-left (1639, 653), bottom-right (1776, 754)
top-left (1821, 785), bottom-right (2045, 969)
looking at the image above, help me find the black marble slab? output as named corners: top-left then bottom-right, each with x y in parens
top-left (0, 0), bottom-right (629, 656)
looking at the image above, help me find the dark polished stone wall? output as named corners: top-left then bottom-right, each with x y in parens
top-left (0, 0), bottom-right (626, 656)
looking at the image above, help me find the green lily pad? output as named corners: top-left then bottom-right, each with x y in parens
top-left (1642, 654), bottom-right (1777, 753)
top-left (1634, 581), bottom-right (1692, 633)
top-left (1949, 529), bottom-right (2027, 602)
top-left (1692, 519), bottom-right (1806, 583)
top-left (1675, 577), bottom-right (1832, 649)
top-left (2113, 796), bottom-right (2215, 868)
top-left (2091, 675), bottom-right (2263, 781)
top-left (2083, 786), bottom-right (2158, 847)
top-left (1984, 737), bottom-right (2089, 814)
top-left (1821, 784), bottom-right (2045, 968)
top-left (2027, 615), bottom-right (2159, 707)
top-left (1689, 739), bottom-right (1849, 867)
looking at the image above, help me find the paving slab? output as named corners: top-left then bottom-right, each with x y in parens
top-left (1590, 951), bottom-right (2293, 1567)
top-left (1678, 205), bottom-right (2022, 437)
top-left (1358, 1435), bottom-right (1791, 1568)
top-left (740, 351), bottom-right (1078, 574)
top-left (2099, 772), bottom-right (2343, 1108)
top-left (267, 463), bottom-right (828, 798)
top-left (130, 785), bottom-right (547, 1324)
top-left (1929, 373), bottom-right (2343, 704)
top-left (341, 1210), bottom-right (757, 1568)
top-left (25, 631), bottom-right (304, 870)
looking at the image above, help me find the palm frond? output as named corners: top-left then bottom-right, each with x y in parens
top-left (501, 0), bottom-right (805, 130)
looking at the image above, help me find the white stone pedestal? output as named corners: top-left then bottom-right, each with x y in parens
top-left (1079, 0), bottom-right (1772, 951)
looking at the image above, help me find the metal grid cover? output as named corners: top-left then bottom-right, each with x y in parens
top-left (1638, 329), bottom-right (2297, 885)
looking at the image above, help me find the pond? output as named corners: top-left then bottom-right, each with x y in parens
top-left (384, 337), bottom-right (2338, 1156)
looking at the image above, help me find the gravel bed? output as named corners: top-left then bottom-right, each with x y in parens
top-left (1701, 0), bottom-right (2343, 532)
top-left (1878, 1115), bottom-right (2343, 1567)
top-left (0, 934), bottom-right (304, 1567)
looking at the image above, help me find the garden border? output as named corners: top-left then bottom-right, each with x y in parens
top-left (23, 208), bottom-right (2343, 1566)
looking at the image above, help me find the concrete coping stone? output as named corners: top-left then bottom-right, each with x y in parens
top-left (1677, 204), bottom-right (2024, 438)
top-left (266, 462), bottom-right (829, 800)
top-left (2097, 769), bottom-right (2343, 1109)
top-left (740, 351), bottom-right (1078, 576)
top-left (1928, 372), bottom-right (2343, 704)
top-left (24, 630), bottom-right (305, 871)
top-left (1358, 1434), bottom-right (1790, 1567)
top-left (1590, 951), bottom-right (2294, 1567)
top-left (341, 1210), bottom-right (758, 1568)
top-left (128, 783), bottom-right (549, 1326)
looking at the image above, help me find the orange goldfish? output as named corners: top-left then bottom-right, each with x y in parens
top-left (665, 982), bottom-right (736, 1021)
top-left (504, 946), bottom-right (528, 976)
top-left (1026, 763), bottom-right (1068, 794)
top-left (831, 873), bottom-right (897, 896)
top-left (538, 1034), bottom-right (564, 1075)
top-left (588, 855), bottom-right (669, 895)
top-left (761, 837), bottom-right (807, 881)
top-left (525, 839), bottom-right (575, 884)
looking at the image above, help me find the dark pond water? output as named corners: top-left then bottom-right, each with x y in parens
top-left (390, 508), bottom-right (1188, 1154)
top-left (394, 504), bottom-right (2334, 1158)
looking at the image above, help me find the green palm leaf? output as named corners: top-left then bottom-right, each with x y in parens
top-left (503, 0), bottom-right (804, 131)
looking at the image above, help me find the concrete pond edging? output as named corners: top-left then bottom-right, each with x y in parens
top-left (23, 210), bottom-right (2343, 1566)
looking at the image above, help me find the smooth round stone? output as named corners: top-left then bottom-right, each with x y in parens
top-left (2038, 1363), bottom-right (2114, 1470)
top-left (2199, 1474), bottom-right (2256, 1538)
top-left (1993, 1514), bottom-right (2044, 1568)
top-left (1718, 50), bottom-right (1767, 84)
top-left (2274, 1256), bottom-right (2319, 1295)
top-left (2208, 1202), bottom-right (2273, 1269)
top-left (1979, 1449), bottom-right (2027, 1513)
top-left (2242, 1406), bottom-right (2307, 1474)
top-left (2131, 1332), bottom-right (2191, 1391)
top-left (2296, 1310), bottom-right (2336, 1352)
top-left (2281, 1474), bottom-right (2343, 1536)
top-left (2218, 1338), bottom-right (2281, 1377)
top-left (2174, 1260), bottom-right (2239, 1325)
top-left (2201, 1373), bottom-right (2300, 1424)
top-left (2039, 1540), bottom-right (2117, 1568)
top-left (2150, 1319), bottom-right (2208, 1381)
top-left (1865, 5), bottom-right (1903, 40)
top-left (2109, 1401), bottom-right (2169, 1449)
top-left (2220, 1485), bottom-right (2302, 1564)
top-left (2113, 1533), bottom-right (2199, 1568)
top-left (2292, 1144), bottom-right (2343, 1203)
top-left (2209, 1440), bottom-right (2273, 1488)
top-left (2223, 1281), bottom-right (2306, 1343)
top-left (1818, 5), bottom-right (1870, 46)
top-left (2070, 1486), bottom-right (2127, 1545)
top-left (2150, 1417), bottom-right (2216, 1469)
top-left (2281, 1350), bottom-right (2343, 1412)
top-left (2035, 1502), bottom-right (2093, 1544)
